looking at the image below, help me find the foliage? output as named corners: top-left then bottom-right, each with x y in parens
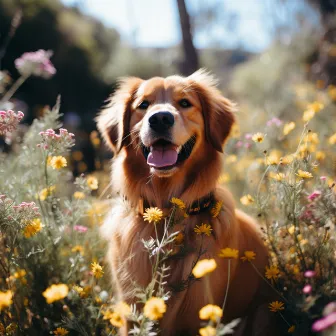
top-left (0, 20), bottom-right (336, 336)
top-left (223, 38), bottom-right (336, 335)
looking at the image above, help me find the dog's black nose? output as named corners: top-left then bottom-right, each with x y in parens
top-left (149, 112), bottom-right (174, 132)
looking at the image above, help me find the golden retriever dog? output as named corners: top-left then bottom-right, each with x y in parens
top-left (97, 70), bottom-right (275, 336)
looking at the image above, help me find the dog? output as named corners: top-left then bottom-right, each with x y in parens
top-left (97, 70), bottom-right (275, 336)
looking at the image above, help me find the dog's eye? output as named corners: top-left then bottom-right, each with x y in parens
top-left (138, 100), bottom-right (150, 110)
top-left (179, 99), bottom-right (192, 108)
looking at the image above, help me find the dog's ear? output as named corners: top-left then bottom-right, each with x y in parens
top-left (96, 77), bottom-right (143, 153)
top-left (188, 69), bottom-right (236, 152)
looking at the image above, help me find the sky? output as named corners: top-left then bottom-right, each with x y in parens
top-left (61, 0), bottom-right (272, 52)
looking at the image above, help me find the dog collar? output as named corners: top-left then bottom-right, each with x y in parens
top-left (137, 193), bottom-right (215, 216)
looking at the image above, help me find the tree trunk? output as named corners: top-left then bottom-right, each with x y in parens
top-left (176, 0), bottom-right (199, 75)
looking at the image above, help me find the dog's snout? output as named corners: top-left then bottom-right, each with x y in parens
top-left (149, 111), bottom-right (174, 132)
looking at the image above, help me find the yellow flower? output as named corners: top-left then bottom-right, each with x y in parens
top-left (73, 191), bottom-right (85, 199)
top-left (143, 297), bottom-right (167, 320)
top-left (23, 218), bottom-right (43, 238)
top-left (103, 309), bottom-right (114, 320)
top-left (13, 269), bottom-right (26, 279)
top-left (252, 132), bottom-right (265, 143)
top-left (210, 200), bottom-right (223, 218)
top-left (73, 285), bottom-right (83, 294)
top-left (43, 284), bottom-right (69, 304)
top-left (281, 155), bottom-right (294, 165)
top-left (86, 201), bottom-right (110, 226)
top-left (307, 101), bottom-right (324, 113)
top-left (5, 323), bottom-right (17, 334)
top-left (199, 326), bottom-right (216, 336)
top-left (53, 327), bottom-right (69, 335)
top-left (269, 301), bottom-right (285, 312)
top-left (230, 123), bottom-right (240, 138)
top-left (241, 251), bottom-right (256, 262)
top-left (38, 185), bottom-right (55, 201)
top-left (91, 262), bottom-right (104, 279)
top-left (316, 151), bottom-right (326, 161)
top-left (143, 207), bottom-right (163, 223)
top-left (110, 312), bottom-right (124, 327)
top-left (87, 176), bottom-right (98, 190)
top-left (174, 231), bottom-right (185, 245)
top-left (0, 290), bottom-right (13, 311)
top-left (299, 143), bottom-right (316, 154)
top-left (240, 194), bottom-right (254, 205)
top-left (269, 172), bottom-right (285, 181)
top-left (328, 85), bottom-right (336, 100)
top-left (78, 286), bottom-right (90, 299)
top-left (114, 301), bottom-right (131, 317)
top-left (199, 304), bottom-right (223, 322)
top-left (288, 226), bottom-right (295, 235)
top-left (71, 245), bottom-right (84, 255)
top-left (296, 169), bottom-right (313, 179)
top-left (288, 325), bottom-right (296, 333)
top-left (265, 266), bottom-right (280, 281)
top-left (302, 109), bottom-right (315, 122)
top-left (47, 156), bottom-right (53, 166)
top-left (226, 154), bottom-right (237, 164)
top-left (218, 173), bottom-right (230, 184)
top-left (329, 133), bottom-right (336, 145)
top-left (78, 161), bottom-right (88, 173)
top-left (218, 247), bottom-right (239, 259)
top-left (72, 150), bottom-right (84, 161)
top-left (304, 132), bottom-right (319, 144)
top-left (283, 122), bottom-right (296, 135)
top-left (192, 259), bottom-right (217, 278)
top-left (170, 197), bottom-right (186, 209)
top-left (50, 156), bottom-right (67, 170)
top-left (194, 223), bottom-right (213, 236)
top-left (266, 150), bottom-right (282, 165)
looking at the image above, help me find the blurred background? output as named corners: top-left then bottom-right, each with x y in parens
top-left (0, 0), bottom-right (335, 175)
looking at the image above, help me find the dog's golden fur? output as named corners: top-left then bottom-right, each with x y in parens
top-left (97, 70), bottom-right (273, 335)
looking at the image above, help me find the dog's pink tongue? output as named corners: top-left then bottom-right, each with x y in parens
top-left (147, 147), bottom-right (178, 167)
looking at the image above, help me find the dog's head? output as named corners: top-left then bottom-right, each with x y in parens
top-left (97, 69), bottom-right (235, 178)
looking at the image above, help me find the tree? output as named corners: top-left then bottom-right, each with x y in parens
top-left (176, 0), bottom-right (199, 75)
top-left (304, 0), bottom-right (336, 84)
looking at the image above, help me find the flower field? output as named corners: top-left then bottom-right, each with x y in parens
top-left (0, 41), bottom-right (336, 336)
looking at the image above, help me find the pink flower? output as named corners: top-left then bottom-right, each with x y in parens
top-left (38, 127), bottom-right (75, 152)
top-left (15, 50), bottom-right (56, 79)
top-left (266, 117), bottom-right (283, 127)
top-left (324, 302), bottom-right (336, 315)
top-left (236, 141), bottom-right (243, 148)
top-left (74, 225), bottom-right (88, 233)
top-left (303, 284), bottom-right (312, 294)
top-left (0, 110), bottom-right (24, 135)
top-left (245, 133), bottom-right (252, 140)
top-left (308, 190), bottom-right (321, 201)
top-left (320, 176), bottom-right (327, 181)
top-left (312, 312), bottom-right (336, 332)
top-left (304, 270), bottom-right (316, 278)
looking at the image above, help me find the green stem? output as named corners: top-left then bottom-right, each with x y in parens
top-left (222, 259), bottom-right (231, 312)
top-left (279, 312), bottom-right (291, 327)
top-left (216, 259), bottom-right (231, 330)
top-left (0, 75), bottom-right (28, 104)
top-left (249, 261), bottom-right (289, 303)
top-left (205, 275), bottom-right (214, 304)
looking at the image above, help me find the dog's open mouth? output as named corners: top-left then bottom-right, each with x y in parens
top-left (141, 136), bottom-right (196, 170)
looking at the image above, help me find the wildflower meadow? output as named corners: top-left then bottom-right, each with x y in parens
top-left (1, 9), bottom-right (336, 336)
